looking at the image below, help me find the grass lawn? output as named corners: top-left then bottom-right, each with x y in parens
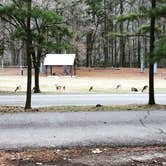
top-left (0, 67), bottom-right (165, 113)
top-left (0, 67), bottom-right (166, 94)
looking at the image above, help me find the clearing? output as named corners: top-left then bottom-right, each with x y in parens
top-left (0, 67), bottom-right (166, 94)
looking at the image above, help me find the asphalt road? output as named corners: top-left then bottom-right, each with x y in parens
top-left (0, 110), bottom-right (166, 150)
top-left (0, 93), bottom-right (166, 107)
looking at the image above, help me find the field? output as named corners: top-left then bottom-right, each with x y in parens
top-left (0, 68), bottom-right (166, 165)
top-left (0, 67), bottom-right (166, 94)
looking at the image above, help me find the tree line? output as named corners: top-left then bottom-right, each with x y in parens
top-left (0, 0), bottom-right (165, 68)
top-left (0, 0), bottom-right (165, 109)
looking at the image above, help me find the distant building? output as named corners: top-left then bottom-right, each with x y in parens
top-left (44, 54), bottom-right (76, 76)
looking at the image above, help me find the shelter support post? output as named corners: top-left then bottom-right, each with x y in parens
top-left (50, 66), bottom-right (53, 75)
top-left (74, 64), bottom-right (76, 76)
top-left (46, 66), bottom-right (47, 75)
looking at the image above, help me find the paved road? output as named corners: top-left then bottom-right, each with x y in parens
top-left (0, 93), bottom-right (166, 107)
top-left (0, 110), bottom-right (166, 150)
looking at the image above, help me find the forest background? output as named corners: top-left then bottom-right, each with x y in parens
top-left (0, 0), bottom-right (165, 109)
top-left (0, 0), bottom-right (165, 68)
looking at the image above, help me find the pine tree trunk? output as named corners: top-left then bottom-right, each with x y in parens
top-left (25, 45), bottom-right (32, 109)
top-left (86, 32), bottom-right (93, 67)
top-left (34, 64), bottom-right (40, 93)
top-left (119, 0), bottom-right (125, 67)
top-left (148, 0), bottom-right (156, 105)
top-left (104, 0), bottom-right (109, 67)
top-left (25, 0), bottom-right (32, 110)
top-left (33, 49), bottom-right (41, 93)
top-left (114, 37), bottom-right (117, 67)
top-left (137, 36), bottom-right (141, 67)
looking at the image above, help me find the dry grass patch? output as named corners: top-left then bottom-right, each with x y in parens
top-left (39, 104), bottom-right (166, 112)
top-left (0, 104), bottom-right (166, 113)
top-left (0, 67), bottom-right (166, 94)
top-left (0, 106), bottom-right (24, 113)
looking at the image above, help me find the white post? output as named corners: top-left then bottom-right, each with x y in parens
top-left (40, 62), bottom-right (46, 73)
top-left (19, 43), bottom-right (23, 76)
top-left (154, 62), bottom-right (157, 73)
top-left (140, 58), bottom-right (144, 73)
top-left (140, 38), bottom-right (144, 72)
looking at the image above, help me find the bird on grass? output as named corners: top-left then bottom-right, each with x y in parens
top-left (14, 85), bottom-right (21, 92)
top-left (55, 84), bottom-right (66, 91)
top-left (115, 84), bottom-right (121, 90)
top-left (89, 86), bottom-right (93, 92)
top-left (131, 87), bottom-right (138, 92)
top-left (142, 85), bottom-right (148, 92)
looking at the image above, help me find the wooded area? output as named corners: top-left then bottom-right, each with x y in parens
top-left (0, 0), bottom-right (165, 109)
top-left (0, 0), bottom-right (165, 68)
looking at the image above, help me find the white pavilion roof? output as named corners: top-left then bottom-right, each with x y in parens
top-left (44, 54), bottom-right (76, 66)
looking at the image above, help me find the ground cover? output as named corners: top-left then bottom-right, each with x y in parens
top-left (0, 104), bottom-right (166, 113)
top-left (0, 67), bottom-right (166, 166)
top-left (0, 67), bottom-right (165, 94)
top-left (1, 146), bottom-right (166, 166)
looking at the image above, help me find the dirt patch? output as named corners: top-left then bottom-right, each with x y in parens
top-left (1, 67), bottom-right (166, 79)
top-left (1, 146), bottom-right (166, 166)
